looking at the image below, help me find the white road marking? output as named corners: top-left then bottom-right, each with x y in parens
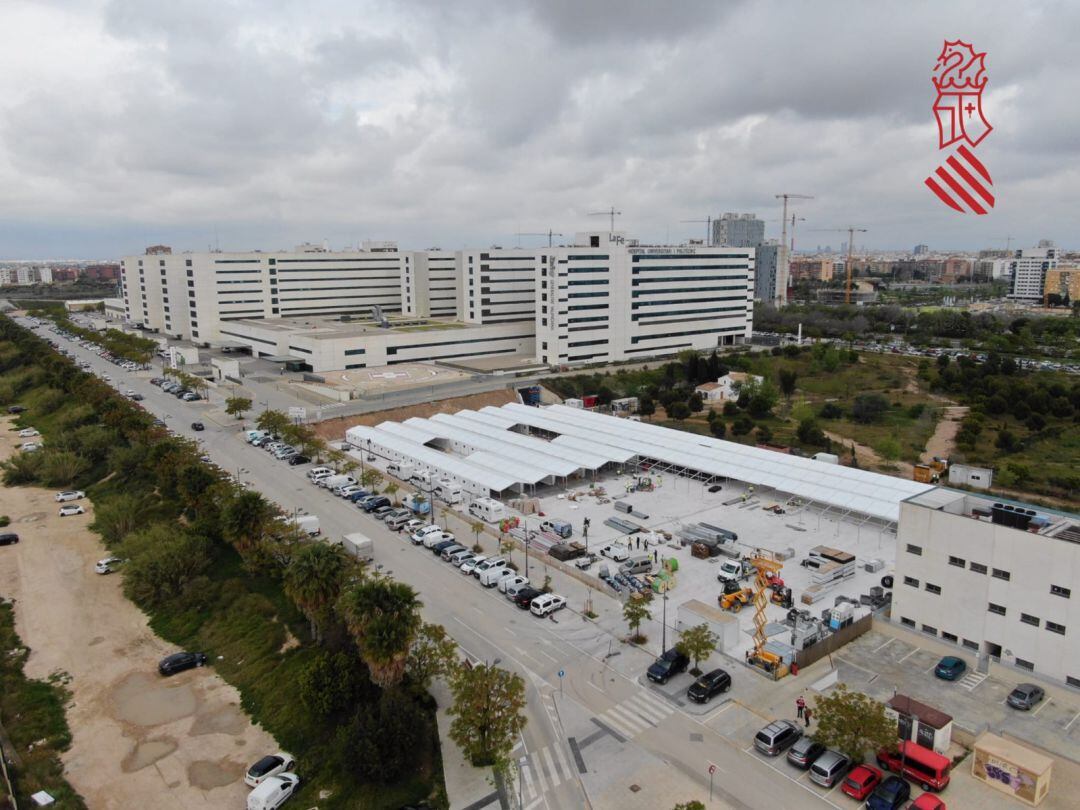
top-left (541, 745), bottom-right (562, 786)
top-left (705, 701), bottom-right (735, 722)
top-left (872, 637), bottom-right (896, 653)
top-left (553, 740), bottom-right (573, 780)
top-left (606, 704), bottom-right (650, 734)
top-left (897, 647), bottom-right (921, 664)
top-left (1064, 710), bottom-right (1080, 731)
top-left (1030, 699), bottom-right (1051, 717)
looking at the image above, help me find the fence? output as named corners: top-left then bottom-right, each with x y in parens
top-left (794, 613), bottom-right (873, 669)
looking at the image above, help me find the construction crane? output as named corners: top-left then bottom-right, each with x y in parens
top-left (992, 235), bottom-right (1015, 254)
top-left (766, 215), bottom-right (807, 252)
top-left (774, 194), bottom-right (814, 307)
top-left (811, 226), bottom-right (868, 304)
top-left (680, 216), bottom-right (713, 246)
top-left (588, 206), bottom-right (622, 232)
top-left (748, 551), bottom-right (785, 672)
top-left (517, 230), bottom-right (564, 247)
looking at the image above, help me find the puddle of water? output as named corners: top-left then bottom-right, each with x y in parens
top-left (111, 672), bottom-right (198, 726)
top-left (122, 738), bottom-right (178, 772)
top-left (189, 703), bottom-right (246, 737)
top-left (188, 759), bottom-right (240, 790)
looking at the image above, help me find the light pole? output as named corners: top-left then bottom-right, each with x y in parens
top-left (524, 520), bottom-right (531, 579)
top-left (661, 590), bottom-right (669, 651)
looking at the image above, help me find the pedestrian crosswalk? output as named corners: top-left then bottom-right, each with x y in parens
top-left (515, 740), bottom-right (575, 807)
top-left (594, 690), bottom-right (675, 740)
top-left (959, 670), bottom-right (988, 690)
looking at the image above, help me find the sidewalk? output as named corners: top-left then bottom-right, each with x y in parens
top-left (430, 679), bottom-right (501, 810)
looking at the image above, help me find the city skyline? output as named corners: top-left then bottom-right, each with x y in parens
top-left (2, 1), bottom-right (1078, 259)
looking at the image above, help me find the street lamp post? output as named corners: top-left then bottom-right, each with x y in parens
top-left (524, 520), bottom-right (531, 580)
top-left (661, 590), bottom-right (669, 651)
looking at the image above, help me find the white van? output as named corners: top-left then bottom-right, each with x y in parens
top-left (289, 515), bottom-right (320, 536)
top-left (469, 498), bottom-right (506, 523)
top-left (320, 474), bottom-right (356, 490)
top-left (247, 773), bottom-right (300, 810)
top-left (434, 481), bottom-right (463, 505)
top-left (307, 466), bottom-right (333, 481)
top-left (387, 461), bottom-right (414, 479)
top-left (479, 560), bottom-right (512, 587)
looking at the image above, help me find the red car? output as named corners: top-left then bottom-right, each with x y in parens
top-left (841, 764), bottom-right (883, 800)
top-left (911, 794), bottom-right (946, 810)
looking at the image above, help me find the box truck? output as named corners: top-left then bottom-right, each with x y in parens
top-left (340, 532), bottom-right (374, 562)
top-left (289, 514), bottom-right (320, 536)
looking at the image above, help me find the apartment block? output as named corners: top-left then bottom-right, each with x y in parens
top-left (1009, 247), bottom-right (1057, 302)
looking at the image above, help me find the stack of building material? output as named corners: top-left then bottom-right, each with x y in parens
top-left (604, 516), bottom-right (644, 533)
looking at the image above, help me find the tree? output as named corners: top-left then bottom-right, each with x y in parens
top-left (778, 369), bottom-right (798, 400)
top-left (90, 492), bottom-right (149, 546)
top-left (722, 400), bottom-right (738, 417)
top-left (638, 396), bottom-right (656, 419)
top-left (384, 481), bottom-right (400, 505)
top-left (225, 396), bottom-right (252, 420)
top-left (731, 415), bottom-right (754, 436)
top-left (675, 623), bottom-right (718, 675)
top-left (255, 408), bottom-right (289, 436)
top-left (120, 526), bottom-right (214, 607)
top-left (851, 393), bottom-right (890, 424)
top-left (687, 392), bottom-right (704, 413)
top-left (470, 520), bottom-right (486, 552)
top-left (709, 419), bottom-right (726, 439)
top-left (447, 663), bottom-right (528, 769)
top-left (360, 468), bottom-right (383, 491)
top-left (406, 622), bottom-right (459, 693)
top-left (623, 594), bottom-right (651, 643)
top-left (299, 650), bottom-right (375, 720)
top-left (221, 489), bottom-right (278, 561)
top-left (499, 534), bottom-right (515, 564)
top-left (37, 449), bottom-right (88, 488)
top-left (756, 424), bottom-right (774, 444)
top-left (284, 543), bottom-right (349, 642)
top-left (797, 418), bottom-right (829, 447)
top-left (337, 577), bottom-right (423, 688)
top-left (819, 402), bottom-right (844, 419)
top-left (741, 378), bottom-right (780, 417)
top-left (339, 689), bottom-right (429, 783)
top-left (996, 429), bottom-right (1019, 453)
top-left (810, 684), bottom-right (897, 764)
top-left (668, 401), bottom-right (691, 421)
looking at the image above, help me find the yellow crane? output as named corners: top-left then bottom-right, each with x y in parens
top-left (810, 226), bottom-right (868, 304)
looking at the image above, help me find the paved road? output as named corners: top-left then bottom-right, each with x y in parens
top-left (28, 319), bottom-right (842, 810)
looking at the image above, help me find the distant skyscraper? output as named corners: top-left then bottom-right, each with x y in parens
top-left (712, 213), bottom-right (765, 248)
top-left (1009, 247), bottom-right (1057, 302)
top-left (913, 244), bottom-right (929, 255)
top-left (1037, 239), bottom-right (1055, 249)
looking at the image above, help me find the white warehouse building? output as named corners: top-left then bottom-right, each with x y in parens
top-left (120, 232), bottom-right (755, 371)
top-left (892, 489), bottom-right (1080, 687)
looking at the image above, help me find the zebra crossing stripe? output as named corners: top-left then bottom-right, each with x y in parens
top-left (520, 757), bottom-right (536, 799)
top-left (626, 695), bottom-right (671, 723)
top-left (553, 743), bottom-right (573, 784)
top-left (542, 745), bottom-right (562, 787)
top-left (606, 704), bottom-right (651, 734)
top-left (598, 710), bottom-right (640, 740)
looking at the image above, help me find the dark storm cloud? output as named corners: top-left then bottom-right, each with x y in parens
top-left (0, 0), bottom-right (1076, 258)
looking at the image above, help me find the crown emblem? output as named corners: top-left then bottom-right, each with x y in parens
top-left (932, 39), bottom-right (988, 91)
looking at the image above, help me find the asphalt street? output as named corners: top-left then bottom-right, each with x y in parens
top-left (31, 319), bottom-right (842, 810)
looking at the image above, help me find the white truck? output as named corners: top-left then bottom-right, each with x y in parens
top-left (288, 514), bottom-right (320, 536)
top-left (340, 532), bottom-right (375, 562)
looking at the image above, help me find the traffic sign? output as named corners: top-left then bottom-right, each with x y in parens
top-left (708, 764), bottom-right (716, 775)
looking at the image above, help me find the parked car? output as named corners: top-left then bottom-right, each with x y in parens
top-left (158, 651), bottom-right (208, 676)
top-left (753, 720), bottom-right (802, 756)
top-left (809, 749), bottom-right (852, 788)
top-left (1007, 683), bottom-right (1046, 711)
top-left (909, 794), bottom-right (947, 810)
top-left (306, 466), bottom-right (333, 480)
top-left (841, 763), bottom-right (883, 800)
top-left (647, 648), bottom-right (690, 684)
top-left (385, 509), bottom-right (413, 530)
top-left (934, 656), bottom-right (967, 681)
top-left (866, 775), bottom-right (910, 810)
top-left (18, 427), bottom-right (39, 438)
top-left (429, 540), bottom-right (457, 557)
top-left (361, 496), bottom-right (391, 513)
top-left (439, 543), bottom-right (466, 561)
top-left (0, 533), bottom-right (20, 546)
top-left (448, 549), bottom-right (475, 566)
top-left (513, 586), bottom-right (543, 609)
top-left (531, 593), bottom-right (567, 617)
top-left (422, 531), bottom-right (455, 549)
top-left (246, 772), bottom-right (300, 810)
top-left (21, 442), bottom-right (42, 452)
top-left (338, 485), bottom-right (363, 499)
top-left (498, 573), bottom-right (528, 593)
top-left (410, 525), bottom-right (442, 544)
top-left (461, 555), bottom-right (487, 575)
top-left (130, 393), bottom-right (144, 401)
top-left (55, 490), bottom-right (85, 502)
top-left (244, 752), bottom-right (296, 787)
top-left (372, 505), bottom-right (395, 520)
top-left (191, 422), bottom-right (205, 431)
top-left (347, 490), bottom-right (372, 503)
top-left (7, 405), bottom-right (26, 414)
top-left (95, 557), bottom-right (122, 574)
top-left (786, 735), bottom-right (826, 769)
top-left (59, 504), bottom-right (85, 517)
top-left (686, 669), bottom-right (731, 703)
top-left (287, 454), bottom-right (310, 466)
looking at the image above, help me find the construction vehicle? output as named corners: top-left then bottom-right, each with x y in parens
top-left (748, 551), bottom-right (787, 672)
top-left (770, 586), bottom-right (794, 609)
top-left (718, 582), bottom-right (753, 612)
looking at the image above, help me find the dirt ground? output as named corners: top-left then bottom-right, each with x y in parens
top-left (0, 419), bottom-right (279, 809)
top-left (921, 404), bottom-right (970, 463)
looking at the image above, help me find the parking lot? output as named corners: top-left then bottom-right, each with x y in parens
top-left (837, 627), bottom-right (1080, 761)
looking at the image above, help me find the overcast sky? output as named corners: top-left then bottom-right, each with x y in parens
top-left (1, 0), bottom-right (1077, 259)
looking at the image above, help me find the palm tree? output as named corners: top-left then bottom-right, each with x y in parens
top-left (337, 577), bottom-right (423, 688)
top-left (470, 521), bottom-right (485, 553)
top-left (384, 482), bottom-right (400, 505)
top-left (222, 489), bottom-right (277, 561)
top-left (284, 544), bottom-right (348, 642)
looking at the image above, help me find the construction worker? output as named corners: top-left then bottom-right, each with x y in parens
top-left (796, 695), bottom-right (806, 719)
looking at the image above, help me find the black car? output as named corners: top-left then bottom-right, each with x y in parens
top-left (0, 533), bottom-right (19, 546)
top-left (7, 405), bottom-right (26, 414)
top-left (130, 393), bottom-right (144, 401)
top-left (362, 496), bottom-right (391, 513)
top-left (708, 484), bottom-right (723, 493)
top-left (647, 648), bottom-right (690, 684)
top-left (687, 668), bottom-right (731, 703)
top-left (430, 539), bottom-right (458, 556)
top-left (158, 651), bottom-right (208, 676)
top-left (287, 454), bottom-right (310, 466)
top-left (191, 422), bottom-right (205, 431)
top-left (513, 587), bottom-right (543, 609)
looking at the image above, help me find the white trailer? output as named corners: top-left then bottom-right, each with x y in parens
top-left (468, 497), bottom-right (506, 523)
top-left (340, 532), bottom-right (374, 562)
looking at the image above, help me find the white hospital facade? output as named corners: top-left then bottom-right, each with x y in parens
top-left (120, 232), bottom-right (754, 371)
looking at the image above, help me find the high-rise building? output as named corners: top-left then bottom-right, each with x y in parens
top-left (712, 213), bottom-right (765, 249)
top-left (1008, 247), bottom-right (1057, 302)
top-left (753, 241), bottom-right (780, 302)
top-left (913, 244), bottom-right (929, 255)
top-left (1043, 267), bottom-right (1080, 305)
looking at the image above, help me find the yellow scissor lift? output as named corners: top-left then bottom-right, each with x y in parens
top-left (748, 551), bottom-right (786, 676)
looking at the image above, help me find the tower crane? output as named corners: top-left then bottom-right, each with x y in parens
top-left (680, 216), bottom-right (713, 246)
top-left (588, 207), bottom-right (622, 232)
top-left (517, 230), bottom-right (564, 247)
top-left (774, 194), bottom-right (814, 307)
top-left (811, 226), bottom-right (868, 304)
top-left (992, 235), bottom-right (1015, 254)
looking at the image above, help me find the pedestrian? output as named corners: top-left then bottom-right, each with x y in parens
top-left (796, 695), bottom-right (806, 719)
top-left (636, 537), bottom-right (640, 550)
top-left (653, 549), bottom-right (658, 563)
top-left (804, 707), bottom-right (813, 728)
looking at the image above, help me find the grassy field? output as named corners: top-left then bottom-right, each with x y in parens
top-left (0, 602), bottom-right (87, 809)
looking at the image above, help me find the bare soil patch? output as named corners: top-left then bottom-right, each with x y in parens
top-left (0, 420), bottom-right (279, 810)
